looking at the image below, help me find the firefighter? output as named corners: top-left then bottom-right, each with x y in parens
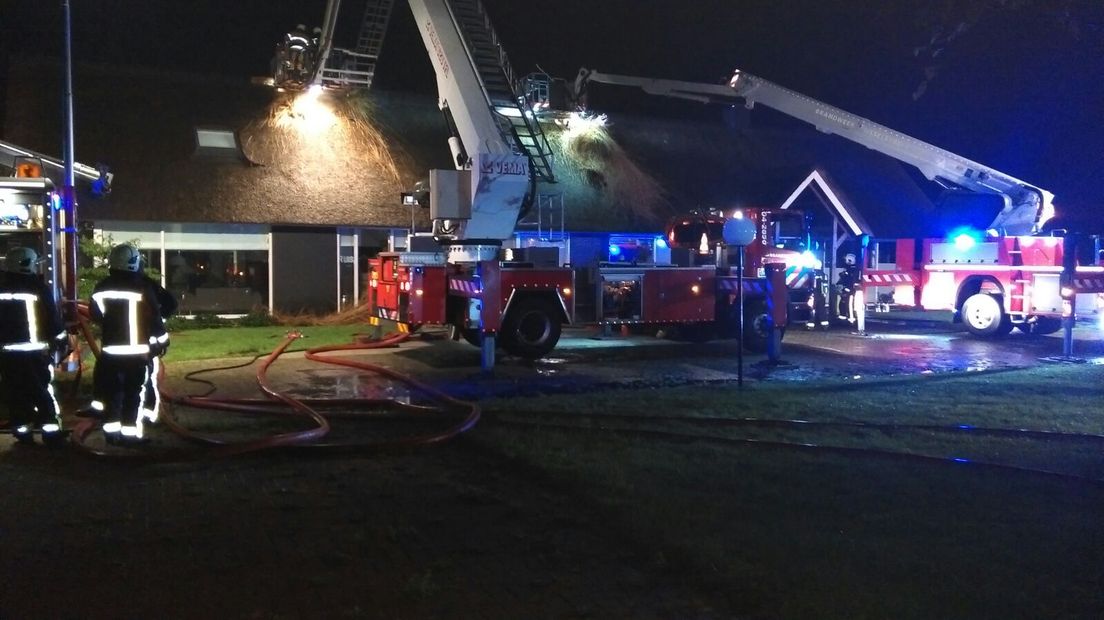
top-left (835, 252), bottom-right (861, 324)
top-left (285, 24), bottom-right (313, 82)
top-left (0, 247), bottom-right (67, 447)
top-left (89, 244), bottom-right (169, 446)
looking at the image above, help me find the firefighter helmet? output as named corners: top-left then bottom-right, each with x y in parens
top-left (844, 253), bottom-right (856, 266)
top-left (4, 247), bottom-right (38, 275)
top-left (109, 243), bottom-right (142, 272)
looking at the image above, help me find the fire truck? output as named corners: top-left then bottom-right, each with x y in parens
top-left (364, 2), bottom-right (1100, 367)
top-left (1, 140), bottom-right (110, 298)
top-left (361, 0), bottom-right (821, 367)
top-left (571, 69), bottom-right (1104, 338)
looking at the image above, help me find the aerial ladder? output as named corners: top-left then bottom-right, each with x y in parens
top-left (365, 0), bottom-right (567, 368)
top-left (315, 0), bottom-right (396, 89)
top-left (573, 69), bottom-right (1104, 340)
top-left (275, 0), bottom-right (556, 241)
top-left (573, 68), bottom-right (1055, 237)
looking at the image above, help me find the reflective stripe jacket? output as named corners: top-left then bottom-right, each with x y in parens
top-left (0, 272), bottom-right (66, 354)
top-left (90, 270), bottom-right (169, 356)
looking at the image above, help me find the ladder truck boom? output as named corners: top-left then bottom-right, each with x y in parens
top-left (408, 0), bottom-right (526, 244)
top-left (407, 0), bottom-right (555, 245)
top-left (274, 1), bottom-right (555, 244)
top-left (575, 68), bottom-right (1055, 236)
top-left (368, 0), bottom-right (570, 369)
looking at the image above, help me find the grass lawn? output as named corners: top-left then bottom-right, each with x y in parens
top-left (144, 324), bottom-right (382, 362)
top-left (68, 322), bottom-right (1104, 617)
top-left (479, 363), bottom-right (1104, 619)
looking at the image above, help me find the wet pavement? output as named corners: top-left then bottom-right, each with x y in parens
top-left (166, 319), bottom-right (1104, 403)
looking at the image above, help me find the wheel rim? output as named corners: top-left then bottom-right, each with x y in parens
top-left (964, 295), bottom-right (1000, 330)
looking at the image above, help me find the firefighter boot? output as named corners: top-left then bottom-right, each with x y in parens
top-left (41, 430), bottom-right (67, 449)
top-left (12, 429), bottom-right (35, 446)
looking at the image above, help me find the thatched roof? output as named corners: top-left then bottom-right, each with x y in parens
top-left (4, 57), bottom-right (935, 237)
top-left (4, 58), bottom-right (446, 228)
top-left (598, 114), bottom-right (938, 238)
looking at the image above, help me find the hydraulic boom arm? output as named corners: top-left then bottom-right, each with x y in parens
top-left (575, 68), bottom-right (1055, 236)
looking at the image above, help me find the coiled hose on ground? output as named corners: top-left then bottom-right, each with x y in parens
top-left (57, 303), bottom-right (479, 462)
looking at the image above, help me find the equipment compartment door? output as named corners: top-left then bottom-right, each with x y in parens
top-left (642, 268), bottom-right (715, 322)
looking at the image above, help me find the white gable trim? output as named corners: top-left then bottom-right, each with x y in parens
top-left (778, 169), bottom-right (869, 237)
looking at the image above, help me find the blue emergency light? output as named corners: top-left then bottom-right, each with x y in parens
top-left (948, 226), bottom-right (981, 251)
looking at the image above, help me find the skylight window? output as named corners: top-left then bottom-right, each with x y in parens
top-left (195, 128), bottom-right (238, 150)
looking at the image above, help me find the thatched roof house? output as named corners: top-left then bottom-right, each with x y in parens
top-left (4, 56), bottom-right (935, 238)
top-left (3, 56), bottom-right (943, 314)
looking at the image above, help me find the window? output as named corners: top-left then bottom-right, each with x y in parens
top-left (194, 127), bottom-right (244, 160)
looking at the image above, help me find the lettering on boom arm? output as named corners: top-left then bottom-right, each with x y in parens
top-left (426, 22), bottom-right (450, 80)
top-left (479, 156), bottom-right (529, 176)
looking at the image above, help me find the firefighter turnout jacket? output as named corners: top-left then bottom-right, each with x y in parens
top-left (0, 271), bottom-right (66, 355)
top-left (91, 271), bottom-right (170, 357)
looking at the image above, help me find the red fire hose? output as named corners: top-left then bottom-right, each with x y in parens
top-left (64, 305), bottom-right (479, 462)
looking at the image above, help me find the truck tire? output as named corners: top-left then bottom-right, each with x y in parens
top-left (500, 297), bottom-right (562, 359)
top-left (742, 301), bottom-right (783, 352)
top-left (961, 293), bottom-right (1012, 337)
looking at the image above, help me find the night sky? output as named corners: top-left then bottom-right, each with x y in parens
top-left (3, 0), bottom-right (1102, 225)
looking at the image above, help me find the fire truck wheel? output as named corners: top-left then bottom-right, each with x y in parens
top-left (742, 303), bottom-right (781, 352)
top-left (500, 297), bottom-right (562, 359)
top-left (961, 293), bottom-right (1012, 337)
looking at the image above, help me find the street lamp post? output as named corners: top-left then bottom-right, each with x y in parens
top-left (723, 215), bottom-right (757, 387)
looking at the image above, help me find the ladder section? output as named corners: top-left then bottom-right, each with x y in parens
top-left (446, 0), bottom-right (555, 183)
top-left (517, 193), bottom-right (566, 241)
top-left (1006, 238), bottom-right (1027, 318)
top-left (320, 0), bottom-right (395, 89)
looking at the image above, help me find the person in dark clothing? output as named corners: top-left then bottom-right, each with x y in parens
top-left (0, 247), bottom-right (68, 446)
top-left (835, 252), bottom-right (861, 323)
top-left (89, 244), bottom-right (169, 446)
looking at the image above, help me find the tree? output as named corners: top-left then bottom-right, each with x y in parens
top-left (76, 235), bottom-right (161, 300)
top-left (889, 0), bottom-right (1093, 100)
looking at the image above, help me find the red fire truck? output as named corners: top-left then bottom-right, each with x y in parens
top-left (370, 203), bottom-right (818, 360)
top-left (364, 0), bottom-right (815, 367)
top-left (862, 233), bottom-right (1104, 337)
top-left (573, 68), bottom-right (1104, 337)
top-left (368, 2), bottom-right (1101, 368)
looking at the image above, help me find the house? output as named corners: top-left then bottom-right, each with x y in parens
top-left (3, 56), bottom-right (938, 315)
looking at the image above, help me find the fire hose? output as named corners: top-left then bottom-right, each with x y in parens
top-left (57, 304), bottom-right (479, 462)
top-left (4, 307), bottom-right (1099, 483)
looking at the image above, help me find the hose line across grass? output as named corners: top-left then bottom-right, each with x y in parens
top-left (64, 307), bottom-right (479, 462)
